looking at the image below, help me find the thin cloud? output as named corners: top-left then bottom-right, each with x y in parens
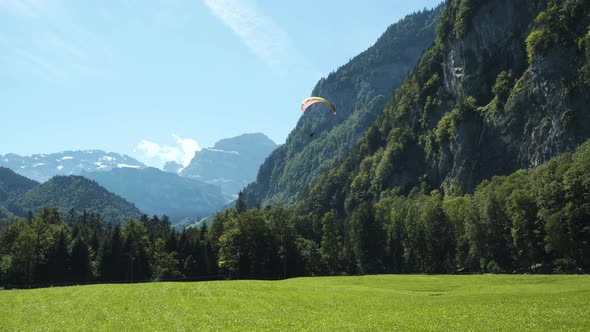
top-left (46, 34), bottom-right (86, 61)
top-left (202, 0), bottom-right (290, 68)
top-left (13, 47), bottom-right (64, 81)
top-left (0, 0), bottom-right (47, 17)
top-left (134, 135), bottom-right (201, 168)
top-left (0, 1), bottom-right (114, 83)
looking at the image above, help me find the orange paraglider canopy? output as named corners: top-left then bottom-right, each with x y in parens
top-left (301, 97), bottom-right (336, 114)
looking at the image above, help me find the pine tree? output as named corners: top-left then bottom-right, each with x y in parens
top-left (101, 226), bottom-right (124, 281)
top-left (48, 230), bottom-right (69, 283)
top-left (165, 230), bottom-right (178, 253)
top-left (236, 191), bottom-right (247, 214)
top-left (70, 238), bottom-right (91, 283)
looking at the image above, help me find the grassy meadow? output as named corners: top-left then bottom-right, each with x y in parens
top-left (1, 275), bottom-right (589, 331)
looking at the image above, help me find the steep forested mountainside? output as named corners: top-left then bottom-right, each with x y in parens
top-left (300, 0), bottom-right (590, 217)
top-left (84, 167), bottom-right (227, 223)
top-left (4, 176), bottom-right (141, 224)
top-left (0, 167), bottom-right (39, 203)
top-left (182, 133), bottom-right (277, 197)
top-left (243, 7), bottom-right (442, 207)
top-left (0, 206), bottom-right (16, 227)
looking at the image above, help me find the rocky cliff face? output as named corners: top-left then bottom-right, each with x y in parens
top-left (442, 0), bottom-right (535, 101)
top-left (435, 0), bottom-right (590, 194)
top-left (430, 0), bottom-right (544, 194)
top-left (244, 7), bottom-right (442, 206)
top-left (495, 45), bottom-right (590, 164)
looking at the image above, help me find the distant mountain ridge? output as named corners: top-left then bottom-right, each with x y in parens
top-left (0, 135), bottom-right (273, 224)
top-left (163, 161), bottom-right (183, 174)
top-left (181, 133), bottom-right (277, 196)
top-left (0, 150), bottom-right (146, 182)
top-left (84, 167), bottom-right (228, 224)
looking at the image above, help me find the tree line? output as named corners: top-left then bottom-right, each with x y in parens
top-left (0, 208), bottom-right (216, 287)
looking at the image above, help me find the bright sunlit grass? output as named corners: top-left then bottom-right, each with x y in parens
top-left (1, 275), bottom-right (589, 331)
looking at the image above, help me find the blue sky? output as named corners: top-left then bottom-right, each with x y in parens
top-left (0, 0), bottom-right (440, 167)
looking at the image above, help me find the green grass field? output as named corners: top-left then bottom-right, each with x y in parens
top-left (1, 275), bottom-right (589, 331)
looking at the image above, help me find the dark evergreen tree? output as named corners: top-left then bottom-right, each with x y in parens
top-left (101, 226), bottom-right (124, 281)
top-left (47, 230), bottom-right (69, 283)
top-left (236, 191), bottom-right (247, 214)
top-left (70, 238), bottom-right (91, 282)
top-left (199, 223), bottom-right (208, 241)
top-left (165, 230), bottom-right (178, 253)
top-left (67, 208), bottom-right (77, 225)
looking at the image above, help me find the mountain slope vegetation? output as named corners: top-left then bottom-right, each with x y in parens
top-left (4, 176), bottom-right (141, 224)
top-left (0, 167), bottom-right (38, 203)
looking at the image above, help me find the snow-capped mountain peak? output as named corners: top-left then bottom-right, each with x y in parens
top-left (0, 150), bottom-right (146, 182)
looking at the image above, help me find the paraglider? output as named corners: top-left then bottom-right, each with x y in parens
top-left (301, 97), bottom-right (336, 139)
top-left (301, 97), bottom-right (336, 115)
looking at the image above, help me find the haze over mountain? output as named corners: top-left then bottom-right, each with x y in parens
top-left (84, 167), bottom-right (228, 224)
top-left (0, 151), bottom-right (146, 183)
top-left (163, 161), bottom-right (183, 174)
top-left (182, 133), bottom-right (277, 196)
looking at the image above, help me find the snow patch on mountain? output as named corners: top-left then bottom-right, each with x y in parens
top-left (94, 162), bottom-right (108, 169)
top-left (117, 163), bottom-right (141, 169)
top-left (203, 148), bottom-right (240, 155)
